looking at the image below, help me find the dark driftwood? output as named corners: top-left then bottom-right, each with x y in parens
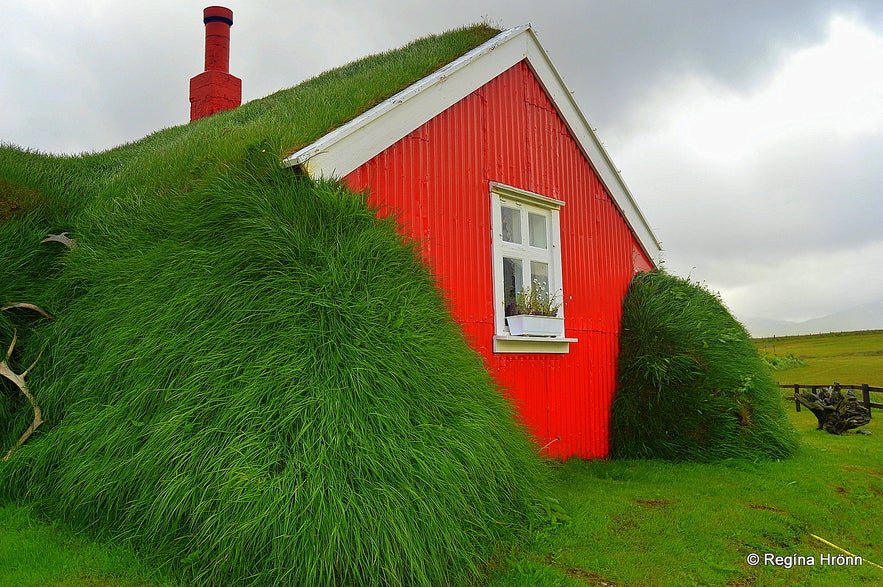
top-left (795, 385), bottom-right (871, 434)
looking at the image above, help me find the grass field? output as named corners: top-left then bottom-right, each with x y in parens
top-left (4, 406), bottom-right (880, 587)
top-left (0, 505), bottom-right (181, 586)
top-left (755, 329), bottom-right (883, 386)
top-left (2, 330), bottom-right (880, 586)
top-left (489, 407), bottom-right (882, 586)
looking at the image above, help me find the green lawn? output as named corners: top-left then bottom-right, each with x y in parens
top-left (755, 329), bottom-right (883, 386)
top-left (489, 407), bottom-right (882, 586)
top-left (3, 330), bottom-right (881, 586)
top-left (3, 404), bottom-right (880, 587)
top-left (0, 505), bottom-right (181, 587)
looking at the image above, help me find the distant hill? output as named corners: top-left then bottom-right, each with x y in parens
top-left (742, 301), bottom-right (883, 338)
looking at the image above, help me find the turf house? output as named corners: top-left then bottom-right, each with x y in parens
top-left (0, 9), bottom-right (668, 586)
top-left (190, 8), bottom-right (663, 460)
top-left (279, 27), bottom-right (663, 459)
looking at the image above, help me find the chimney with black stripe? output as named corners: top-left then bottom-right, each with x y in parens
top-left (189, 6), bottom-right (241, 121)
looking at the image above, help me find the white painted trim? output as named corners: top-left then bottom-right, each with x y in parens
top-left (283, 25), bottom-right (530, 176)
top-left (489, 182), bottom-right (564, 209)
top-left (490, 184), bottom-right (565, 346)
top-left (516, 31), bottom-right (661, 264)
top-left (282, 25), bottom-right (662, 264)
top-left (493, 335), bottom-right (577, 354)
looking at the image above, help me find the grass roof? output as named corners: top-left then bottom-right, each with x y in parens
top-left (0, 24), bottom-right (548, 587)
top-left (1, 23), bottom-right (499, 222)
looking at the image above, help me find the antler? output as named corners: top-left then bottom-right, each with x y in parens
top-left (0, 331), bottom-right (44, 461)
top-left (1, 302), bottom-right (55, 320)
top-left (41, 232), bottom-right (77, 249)
top-left (0, 302), bottom-right (52, 461)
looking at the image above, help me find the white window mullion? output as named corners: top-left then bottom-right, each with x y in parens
top-left (490, 183), bottom-right (571, 354)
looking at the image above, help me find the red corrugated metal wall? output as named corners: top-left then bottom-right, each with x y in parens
top-left (344, 61), bottom-right (653, 459)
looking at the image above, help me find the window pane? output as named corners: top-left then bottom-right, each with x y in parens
top-left (503, 257), bottom-right (523, 316)
top-left (528, 212), bottom-right (547, 249)
top-left (501, 206), bottom-right (522, 244)
top-left (531, 261), bottom-right (549, 293)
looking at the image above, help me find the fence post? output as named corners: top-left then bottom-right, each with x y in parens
top-left (862, 384), bottom-right (872, 419)
top-left (794, 383), bottom-right (801, 412)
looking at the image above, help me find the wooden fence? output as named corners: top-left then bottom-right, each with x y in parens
top-left (780, 383), bottom-right (883, 416)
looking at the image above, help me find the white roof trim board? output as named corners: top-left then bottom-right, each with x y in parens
top-left (282, 26), bottom-right (662, 261)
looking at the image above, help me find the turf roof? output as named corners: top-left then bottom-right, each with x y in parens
top-left (1, 23), bottom-right (499, 217)
top-left (0, 24), bottom-right (548, 587)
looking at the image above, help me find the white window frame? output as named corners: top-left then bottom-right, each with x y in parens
top-left (489, 182), bottom-right (576, 354)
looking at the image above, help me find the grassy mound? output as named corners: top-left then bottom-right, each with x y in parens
top-left (0, 166), bottom-right (546, 586)
top-left (611, 271), bottom-right (798, 462)
top-left (0, 24), bottom-right (547, 586)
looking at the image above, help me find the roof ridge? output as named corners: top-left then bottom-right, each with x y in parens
top-left (282, 24), bottom-right (661, 261)
top-left (282, 25), bottom-right (530, 169)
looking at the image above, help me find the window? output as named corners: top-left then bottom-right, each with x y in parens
top-left (490, 183), bottom-right (575, 353)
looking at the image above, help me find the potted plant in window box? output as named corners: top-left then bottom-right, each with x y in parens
top-left (505, 283), bottom-right (564, 337)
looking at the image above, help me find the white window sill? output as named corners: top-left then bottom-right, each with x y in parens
top-left (492, 335), bottom-right (577, 354)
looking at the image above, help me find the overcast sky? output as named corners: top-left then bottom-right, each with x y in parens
top-left (3, 0), bottom-right (882, 333)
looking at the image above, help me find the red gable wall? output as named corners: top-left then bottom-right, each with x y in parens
top-left (344, 61), bottom-right (652, 459)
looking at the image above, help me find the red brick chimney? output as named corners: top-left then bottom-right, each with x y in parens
top-left (189, 6), bottom-right (242, 121)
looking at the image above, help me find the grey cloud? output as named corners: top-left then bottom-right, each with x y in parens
top-left (528, 1), bottom-right (883, 142)
top-left (3, 1), bottom-right (882, 330)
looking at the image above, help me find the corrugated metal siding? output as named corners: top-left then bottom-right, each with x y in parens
top-left (344, 61), bottom-right (650, 459)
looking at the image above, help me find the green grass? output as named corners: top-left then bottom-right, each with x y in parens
top-left (0, 173), bottom-right (547, 587)
top-left (1, 24), bottom-right (549, 587)
top-left (4, 21), bottom-right (877, 587)
top-left (611, 271), bottom-right (798, 462)
top-left (489, 406), bottom-right (883, 586)
top-left (0, 504), bottom-right (181, 587)
top-left (5, 405), bottom-right (880, 587)
top-left (756, 330), bottom-right (883, 386)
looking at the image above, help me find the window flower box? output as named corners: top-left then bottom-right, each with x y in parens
top-left (506, 314), bottom-right (565, 337)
